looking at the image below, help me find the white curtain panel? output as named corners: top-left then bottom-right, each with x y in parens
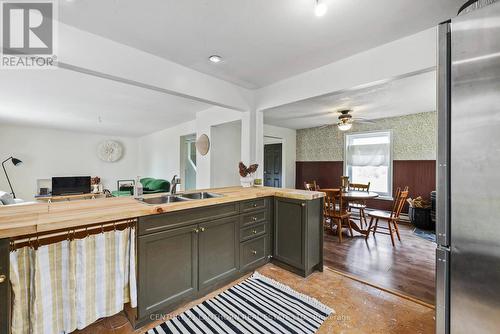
top-left (9, 247), bottom-right (34, 334)
top-left (347, 143), bottom-right (390, 167)
top-left (9, 227), bottom-right (137, 334)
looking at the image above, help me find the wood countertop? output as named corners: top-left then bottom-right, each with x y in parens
top-left (0, 186), bottom-right (324, 238)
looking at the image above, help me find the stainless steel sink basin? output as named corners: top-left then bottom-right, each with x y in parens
top-left (179, 192), bottom-right (223, 200)
top-left (137, 195), bottom-right (190, 205)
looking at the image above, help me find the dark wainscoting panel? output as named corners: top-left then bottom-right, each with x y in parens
top-left (296, 161), bottom-right (344, 190)
top-left (296, 160), bottom-right (436, 211)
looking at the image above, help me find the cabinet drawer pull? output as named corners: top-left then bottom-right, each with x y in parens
top-left (200, 227), bottom-right (206, 232)
top-left (301, 203), bottom-right (306, 207)
top-left (0, 274), bottom-right (6, 283)
top-left (252, 230), bottom-right (257, 234)
top-left (251, 250), bottom-right (257, 255)
top-left (193, 228), bottom-right (199, 233)
top-left (252, 217), bottom-right (258, 221)
top-left (253, 203), bottom-right (258, 207)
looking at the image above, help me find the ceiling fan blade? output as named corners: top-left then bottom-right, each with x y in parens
top-left (287, 111), bottom-right (335, 120)
top-left (352, 118), bottom-right (376, 124)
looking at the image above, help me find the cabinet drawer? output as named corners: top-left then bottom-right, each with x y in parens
top-left (241, 198), bottom-right (266, 212)
top-left (240, 235), bottom-right (268, 270)
top-left (138, 203), bottom-right (238, 235)
top-left (240, 210), bottom-right (267, 226)
top-left (240, 222), bottom-right (267, 241)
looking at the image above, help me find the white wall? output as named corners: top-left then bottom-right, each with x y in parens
top-left (0, 124), bottom-right (140, 200)
top-left (263, 124), bottom-right (296, 189)
top-left (195, 107), bottom-right (248, 189)
top-left (139, 106), bottom-right (253, 190)
top-left (210, 121), bottom-right (242, 188)
top-left (138, 120), bottom-right (196, 183)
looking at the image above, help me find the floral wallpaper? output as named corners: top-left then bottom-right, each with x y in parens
top-left (296, 111), bottom-right (436, 161)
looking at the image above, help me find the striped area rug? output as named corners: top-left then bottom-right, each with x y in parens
top-left (146, 272), bottom-right (333, 334)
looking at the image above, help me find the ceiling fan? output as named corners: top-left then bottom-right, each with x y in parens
top-left (319, 109), bottom-right (375, 131)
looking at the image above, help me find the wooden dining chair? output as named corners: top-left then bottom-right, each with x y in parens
top-left (365, 186), bottom-right (409, 247)
top-left (323, 189), bottom-right (353, 243)
top-left (348, 182), bottom-right (370, 228)
top-left (304, 181), bottom-right (320, 191)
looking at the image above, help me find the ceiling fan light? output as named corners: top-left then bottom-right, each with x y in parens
top-left (338, 122), bottom-right (352, 131)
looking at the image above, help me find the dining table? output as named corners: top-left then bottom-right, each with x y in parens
top-left (321, 189), bottom-right (379, 235)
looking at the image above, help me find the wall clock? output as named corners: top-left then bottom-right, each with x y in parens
top-left (97, 140), bottom-right (123, 162)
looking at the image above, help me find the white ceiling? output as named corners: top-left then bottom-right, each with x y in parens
top-left (263, 70), bottom-right (436, 129)
top-left (59, 0), bottom-right (463, 89)
top-left (0, 69), bottom-right (211, 136)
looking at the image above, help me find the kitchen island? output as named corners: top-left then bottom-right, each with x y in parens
top-left (0, 186), bottom-right (325, 330)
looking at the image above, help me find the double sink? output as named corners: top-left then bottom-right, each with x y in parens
top-left (137, 192), bottom-right (223, 205)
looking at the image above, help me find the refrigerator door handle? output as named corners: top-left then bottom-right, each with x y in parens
top-left (436, 22), bottom-right (451, 247)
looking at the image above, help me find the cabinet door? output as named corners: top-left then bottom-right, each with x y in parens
top-left (198, 216), bottom-right (239, 290)
top-left (138, 225), bottom-right (198, 319)
top-left (273, 198), bottom-right (305, 269)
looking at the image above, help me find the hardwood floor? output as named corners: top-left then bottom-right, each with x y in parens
top-left (73, 263), bottom-right (435, 334)
top-left (324, 218), bottom-right (436, 305)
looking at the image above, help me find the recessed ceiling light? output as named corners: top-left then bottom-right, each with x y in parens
top-left (315, 0), bottom-right (327, 17)
top-left (209, 55), bottom-right (222, 63)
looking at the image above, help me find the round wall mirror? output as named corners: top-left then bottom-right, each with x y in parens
top-left (196, 134), bottom-right (210, 156)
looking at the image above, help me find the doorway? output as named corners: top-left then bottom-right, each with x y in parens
top-left (264, 143), bottom-right (282, 187)
top-left (180, 134), bottom-right (197, 191)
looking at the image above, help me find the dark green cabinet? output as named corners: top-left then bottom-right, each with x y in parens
top-left (137, 224), bottom-right (198, 320)
top-left (135, 196), bottom-right (320, 328)
top-left (273, 197), bottom-right (323, 277)
top-left (198, 216), bottom-right (239, 290)
top-left (137, 215), bottom-right (241, 324)
top-left (273, 198), bottom-right (306, 269)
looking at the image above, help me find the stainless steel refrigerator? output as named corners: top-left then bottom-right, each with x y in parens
top-left (436, 1), bottom-right (500, 333)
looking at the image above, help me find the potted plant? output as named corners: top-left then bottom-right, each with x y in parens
top-left (239, 162), bottom-right (258, 187)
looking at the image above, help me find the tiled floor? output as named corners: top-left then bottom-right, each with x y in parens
top-left (74, 263), bottom-right (435, 334)
top-left (250, 264), bottom-right (434, 334)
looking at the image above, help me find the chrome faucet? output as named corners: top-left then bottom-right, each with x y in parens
top-left (170, 175), bottom-right (181, 195)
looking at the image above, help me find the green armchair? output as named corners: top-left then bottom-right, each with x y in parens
top-left (111, 178), bottom-right (170, 197)
top-left (140, 178), bottom-right (170, 194)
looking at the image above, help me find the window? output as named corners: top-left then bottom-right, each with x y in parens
top-left (344, 131), bottom-right (392, 198)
